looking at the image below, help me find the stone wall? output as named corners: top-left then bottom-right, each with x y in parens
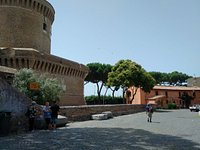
top-left (0, 78), bottom-right (31, 135)
top-left (60, 104), bottom-right (145, 121)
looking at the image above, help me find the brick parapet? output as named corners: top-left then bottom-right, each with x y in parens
top-left (60, 104), bottom-right (145, 121)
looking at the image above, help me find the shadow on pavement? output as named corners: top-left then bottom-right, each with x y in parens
top-left (155, 109), bottom-right (174, 113)
top-left (0, 127), bottom-right (199, 150)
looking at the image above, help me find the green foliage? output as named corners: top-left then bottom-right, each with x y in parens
top-left (85, 63), bottom-right (112, 83)
top-left (149, 71), bottom-right (192, 85)
top-left (169, 71), bottom-right (191, 84)
top-left (107, 59), bottom-right (156, 92)
top-left (179, 92), bottom-right (193, 108)
top-left (149, 72), bottom-right (169, 84)
top-left (85, 95), bottom-right (123, 105)
top-left (167, 103), bottom-right (177, 109)
top-left (13, 69), bottom-right (37, 99)
top-left (13, 68), bottom-right (64, 104)
top-left (85, 63), bottom-right (113, 100)
top-left (38, 76), bottom-right (64, 104)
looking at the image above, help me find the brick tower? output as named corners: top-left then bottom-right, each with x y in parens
top-left (0, 0), bottom-right (89, 105)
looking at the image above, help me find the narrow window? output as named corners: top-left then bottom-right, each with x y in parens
top-left (16, 58), bottom-right (19, 68)
top-left (24, 0), bottom-right (27, 6)
top-left (43, 23), bottom-right (47, 31)
top-left (10, 58), bottom-right (13, 67)
top-left (193, 91), bottom-right (196, 98)
top-left (4, 58), bottom-right (8, 66)
top-left (33, 1), bottom-right (36, 9)
top-left (165, 91), bottom-right (168, 97)
top-left (36, 61), bottom-right (40, 69)
top-left (29, 0), bottom-right (32, 7)
top-left (155, 91), bottom-right (158, 95)
top-left (27, 60), bottom-right (29, 68)
top-left (21, 58), bottom-right (25, 68)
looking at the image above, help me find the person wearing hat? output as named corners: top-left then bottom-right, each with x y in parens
top-left (26, 101), bottom-right (37, 131)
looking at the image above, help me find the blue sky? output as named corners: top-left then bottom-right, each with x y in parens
top-left (48, 0), bottom-right (200, 96)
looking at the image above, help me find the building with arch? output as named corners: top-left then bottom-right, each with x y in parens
top-left (0, 0), bottom-right (89, 105)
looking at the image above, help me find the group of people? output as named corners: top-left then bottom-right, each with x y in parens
top-left (26, 100), bottom-right (153, 131)
top-left (26, 100), bottom-right (60, 131)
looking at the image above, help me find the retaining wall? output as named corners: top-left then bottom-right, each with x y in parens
top-left (60, 104), bottom-right (145, 121)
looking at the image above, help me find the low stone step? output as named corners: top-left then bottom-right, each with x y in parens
top-left (102, 111), bottom-right (113, 118)
top-left (92, 114), bottom-right (108, 120)
top-left (56, 115), bottom-right (68, 127)
top-left (35, 115), bottom-right (68, 129)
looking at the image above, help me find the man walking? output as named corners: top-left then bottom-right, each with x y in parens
top-left (146, 104), bottom-right (153, 122)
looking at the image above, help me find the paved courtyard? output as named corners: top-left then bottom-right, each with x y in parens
top-left (0, 109), bottom-right (200, 150)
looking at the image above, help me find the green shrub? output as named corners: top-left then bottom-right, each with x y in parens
top-left (13, 68), bottom-right (64, 105)
top-left (85, 95), bottom-right (124, 105)
top-left (168, 103), bottom-right (177, 109)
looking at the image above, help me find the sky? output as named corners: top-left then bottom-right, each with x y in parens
top-left (48, 0), bottom-right (200, 96)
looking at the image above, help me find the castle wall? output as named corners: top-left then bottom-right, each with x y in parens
top-left (0, 78), bottom-right (31, 134)
top-left (0, 48), bottom-right (89, 106)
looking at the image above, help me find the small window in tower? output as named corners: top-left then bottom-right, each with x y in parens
top-left (43, 23), bottom-right (47, 31)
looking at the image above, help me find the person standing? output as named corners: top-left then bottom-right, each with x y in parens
top-left (50, 101), bottom-right (60, 129)
top-left (43, 101), bottom-right (52, 130)
top-left (26, 101), bottom-right (37, 131)
top-left (146, 104), bottom-right (153, 122)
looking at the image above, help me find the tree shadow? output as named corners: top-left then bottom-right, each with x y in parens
top-left (0, 127), bottom-right (200, 150)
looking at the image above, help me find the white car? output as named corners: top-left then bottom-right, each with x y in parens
top-left (189, 104), bottom-right (200, 112)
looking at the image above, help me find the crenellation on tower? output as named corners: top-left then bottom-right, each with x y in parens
top-left (0, 0), bottom-right (55, 23)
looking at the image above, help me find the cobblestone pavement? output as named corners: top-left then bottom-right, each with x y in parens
top-left (0, 109), bottom-right (200, 150)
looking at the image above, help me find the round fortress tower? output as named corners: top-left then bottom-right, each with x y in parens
top-left (0, 0), bottom-right (55, 54)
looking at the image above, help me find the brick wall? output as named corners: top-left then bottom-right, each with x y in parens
top-left (60, 104), bottom-right (145, 121)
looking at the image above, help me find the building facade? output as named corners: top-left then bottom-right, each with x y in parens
top-left (127, 86), bottom-right (200, 108)
top-left (0, 0), bottom-right (89, 105)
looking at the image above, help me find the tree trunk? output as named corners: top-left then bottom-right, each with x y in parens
top-left (96, 82), bottom-right (104, 104)
top-left (130, 87), bottom-right (138, 104)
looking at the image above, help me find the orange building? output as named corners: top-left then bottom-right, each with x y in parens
top-left (127, 86), bottom-right (200, 108)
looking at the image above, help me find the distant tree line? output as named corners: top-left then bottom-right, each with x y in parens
top-left (149, 71), bottom-right (192, 85)
top-left (85, 60), bottom-right (192, 104)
